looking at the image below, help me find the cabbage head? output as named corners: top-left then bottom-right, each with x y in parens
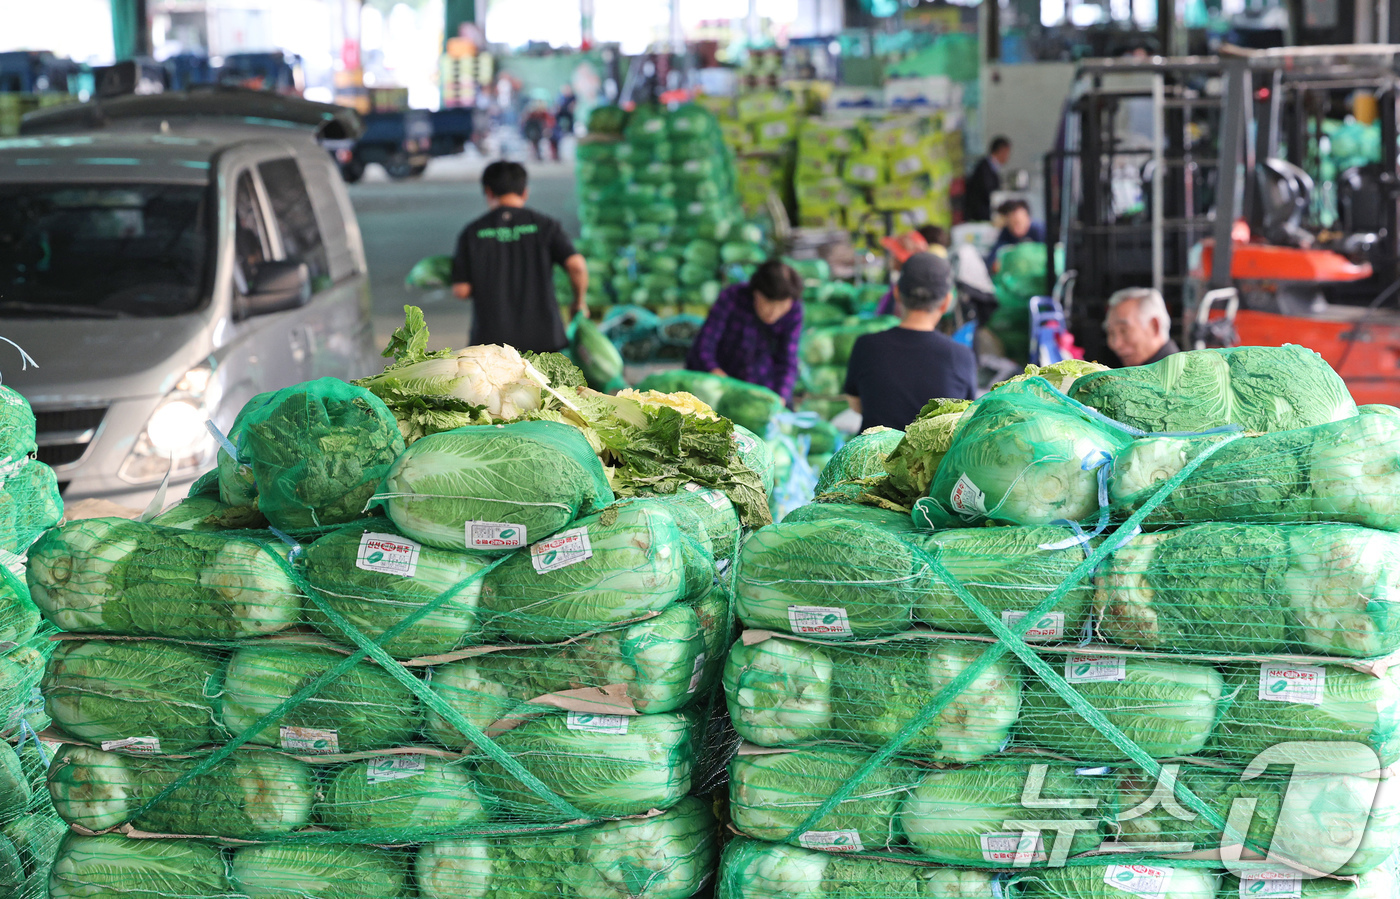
top-left (317, 756), bottom-right (485, 832)
top-left (28, 518), bottom-right (301, 640)
top-left (1309, 410), bottom-right (1400, 530)
top-left (148, 495), bottom-right (267, 531)
top-left (480, 500), bottom-right (687, 641)
top-left (475, 710), bottom-right (696, 819)
top-left (380, 419), bottom-right (614, 553)
top-left (0, 742), bottom-right (26, 819)
top-left (231, 844), bottom-right (409, 899)
top-left (1018, 866), bottom-right (1219, 899)
top-left (0, 565), bottom-right (38, 647)
top-left (716, 381), bottom-right (786, 435)
top-left (923, 381), bottom-right (1134, 528)
top-left (724, 636), bottom-right (1019, 761)
top-left (718, 837), bottom-right (999, 899)
top-left (415, 797), bottom-right (716, 899)
top-left (901, 762), bottom-right (1109, 862)
top-left (1, 643), bottom-right (46, 739)
top-left (813, 428), bottom-right (903, 496)
top-left (1226, 858), bottom-right (1397, 899)
top-left (782, 501), bottom-right (916, 533)
top-left (734, 519), bottom-right (929, 638)
top-left (44, 640), bottom-right (223, 753)
top-left (728, 747), bottom-right (924, 850)
top-left (49, 834), bottom-right (231, 899)
top-left (4, 810), bottom-right (66, 894)
top-left (1068, 345), bottom-right (1356, 434)
top-left (302, 521), bottom-right (489, 659)
top-left (1017, 657), bottom-right (1225, 759)
top-left (734, 425), bottom-right (776, 495)
top-left (1211, 663), bottom-right (1400, 768)
top-left (653, 482), bottom-right (741, 561)
top-left (47, 744), bottom-right (312, 836)
top-left (426, 595), bottom-right (718, 748)
top-left (1283, 525), bottom-right (1400, 658)
top-left (219, 643), bottom-right (423, 752)
top-left (912, 525), bottom-right (1092, 637)
top-left (9, 458), bottom-right (62, 550)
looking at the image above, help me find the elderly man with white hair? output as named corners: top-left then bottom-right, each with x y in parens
top-left (1103, 287), bottom-right (1181, 367)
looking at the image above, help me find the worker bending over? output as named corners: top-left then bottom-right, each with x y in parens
top-left (845, 252), bottom-right (978, 431)
top-left (686, 259), bottom-right (805, 401)
top-left (1104, 287), bottom-right (1180, 367)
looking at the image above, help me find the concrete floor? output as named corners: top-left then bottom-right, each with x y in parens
top-left (348, 153), bottom-right (580, 354)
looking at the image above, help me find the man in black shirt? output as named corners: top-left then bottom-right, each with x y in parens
top-left (844, 253), bottom-right (978, 431)
top-left (965, 135), bottom-right (1011, 222)
top-left (451, 161), bottom-right (588, 352)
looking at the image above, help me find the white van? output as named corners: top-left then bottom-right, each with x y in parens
top-left (0, 90), bottom-right (378, 506)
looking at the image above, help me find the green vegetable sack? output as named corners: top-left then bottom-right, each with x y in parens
top-left (231, 844), bottom-right (410, 899)
top-left (570, 317), bottom-right (626, 393)
top-left (1069, 345), bottom-right (1356, 434)
top-left (405, 255), bottom-right (453, 288)
top-left (724, 636), bottom-right (1020, 761)
top-left (28, 518), bottom-right (301, 640)
top-left (1018, 866), bottom-right (1219, 899)
top-left (48, 834), bottom-right (231, 899)
top-left (718, 838), bottom-right (999, 899)
top-left (379, 419), bottom-right (614, 553)
top-left (317, 756), bottom-right (486, 833)
top-left (8, 459), bottom-right (62, 551)
top-left (812, 428), bottom-right (902, 495)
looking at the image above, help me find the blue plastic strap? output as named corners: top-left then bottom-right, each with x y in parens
top-left (1038, 452), bottom-right (1113, 551)
top-left (19, 719), bottom-right (49, 766)
top-left (205, 420), bottom-right (238, 459)
top-left (0, 336), bottom-right (38, 385)
top-left (267, 526), bottom-right (304, 563)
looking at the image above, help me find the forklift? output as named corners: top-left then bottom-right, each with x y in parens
top-left (1049, 45), bottom-right (1400, 403)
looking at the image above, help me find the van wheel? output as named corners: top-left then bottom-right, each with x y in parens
top-left (340, 158), bottom-right (366, 183)
top-left (384, 153), bottom-right (421, 180)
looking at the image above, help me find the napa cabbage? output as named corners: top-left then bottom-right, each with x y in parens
top-left (48, 834), bottom-right (231, 899)
top-left (0, 565), bottom-right (38, 648)
top-left (379, 419), bottom-right (614, 553)
top-left (723, 636), bottom-right (1020, 761)
top-left (148, 495), bottom-right (267, 531)
top-left (46, 744), bottom-right (312, 836)
top-left (415, 797), bottom-right (717, 899)
top-left (0, 742), bottom-right (26, 819)
top-left (813, 428), bottom-right (903, 495)
top-left (475, 710), bottom-right (697, 819)
top-left (1285, 524), bottom-right (1400, 658)
top-left (734, 519), bottom-right (930, 638)
top-left (4, 811), bottom-right (66, 893)
top-left (28, 518), bottom-right (301, 640)
top-left (301, 520), bottom-right (489, 659)
top-left (317, 756), bottom-right (485, 832)
top-left (728, 747), bottom-right (924, 850)
top-left (781, 501), bottom-right (916, 533)
top-left (219, 643), bottom-right (423, 752)
top-left (1069, 345), bottom-right (1356, 434)
top-left (231, 844), bottom-right (410, 899)
top-left (479, 500), bottom-right (688, 641)
top-left (900, 762), bottom-right (1109, 862)
top-left (44, 640), bottom-right (224, 753)
top-left (1018, 865), bottom-right (1219, 899)
top-left (734, 425), bottom-right (776, 495)
top-left (718, 837), bottom-right (1000, 899)
top-left (1017, 656), bottom-right (1225, 760)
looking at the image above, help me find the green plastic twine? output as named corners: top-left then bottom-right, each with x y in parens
top-left (127, 544), bottom-right (589, 826)
top-left (780, 430), bottom-right (1245, 848)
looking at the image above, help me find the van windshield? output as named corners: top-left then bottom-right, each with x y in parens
top-left (0, 182), bottom-right (210, 318)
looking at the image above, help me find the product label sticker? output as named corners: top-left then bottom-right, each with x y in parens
top-left (279, 726), bottom-right (340, 753)
top-left (100, 737), bottom-right (162, 755)
top-left (683, 482), bottom-right (729, 510)
top-left (1104, 864), bottom-right (1170, 899)
top-left (1238, 874), bottom-right (1302, 899)
top-left (356, 532), bottom-right (421, 578)
top-left (683, 159), bottom-right (703, 174)
top-left (1003, 611), bottom-right (1065, 642)
top-left (1065, 654), bottom-right (1128, 683)
top-left (894, 155), bottom-right (924, 176)
top-left (531, 527), bottom-right (593, 573)
top-left (644, 118), bottom-right (664, 133)
top-left (366, 754), bottom-right (426, 785)
top-left (466, 522), bottom-right (528, 551)
top-left (762, 120), bottom-right (791, 140)
top-left (1258, 664), bottom-right (1325, 705)
top-left (787, 605), bottom-right (853, 637)
top-left (979, 833), bottom-right (1048, 864)
top-left (949, 473), bottom-right (987, 516)
top-left (566, 712), bottom-right (629, 734)
top-left (734, 433), bottom-right (759, 453)
top-left (464, 518), bottom-right (529, 546)
top-left (687, 653), bottom-right (708, 693)
top-left (798, 830), bottom-right (864, 852)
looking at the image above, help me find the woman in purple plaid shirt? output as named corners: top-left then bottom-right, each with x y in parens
top-left (685, 259), bottom-right (804, 401)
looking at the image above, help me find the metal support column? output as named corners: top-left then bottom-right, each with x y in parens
top-left (1211, 56), bottom-right (1251, 290)
top-left (111, 0), bottom-right (150, 59)
top-left (1152, 73), bottom-right (1166, 296)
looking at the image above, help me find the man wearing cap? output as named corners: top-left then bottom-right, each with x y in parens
top-left (845, 252), bottom-right (978, 431)
top-left (875, 229), bottom-right (949, 317)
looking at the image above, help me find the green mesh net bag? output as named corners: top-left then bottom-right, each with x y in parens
top-left (2, 740), bottom-right (68, 899)
top-left (718, 837), bottom-right (1003, 899)
top-left (223, 379), bottom-right (407, 530)
top-left (1068, 345), bottom-right (1357, 434)
top-left (733, 425), bottom-right (776, 495)
top-left (812, 427), bottom-right (903, 495)
top-left (0, 386), bottom-right (36, 476)
top-left (377, 419), bottom-right (614, 553)
top-left (5, 460), bottom-right (61, 552)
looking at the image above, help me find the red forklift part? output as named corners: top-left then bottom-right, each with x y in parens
top-left (1192, 240), bottom-right (1373, 282)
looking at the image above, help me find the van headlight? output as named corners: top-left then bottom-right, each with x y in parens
top-left (119, 363), bottom-right (221, 484)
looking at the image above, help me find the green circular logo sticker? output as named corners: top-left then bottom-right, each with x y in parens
top-left (1115, 872), bottom-right (1135, 883)
top-left (1037, 616), bottom-right (1055, 629)
top-left (1271, 680), bottom-right (1289, 693)
top-left (823, 613), bottom-right (839, 625)
top-left (1249, 881), bottom-right (1267, 893)
top-left (500, 528), bottom-right (516, 539)
top-left (1075, 663), bottom-right (1092, 677)
top-left (366, 551), bottom-right (385, 565)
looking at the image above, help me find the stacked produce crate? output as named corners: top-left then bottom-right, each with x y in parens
top-left (574, 104), bottom-right (758, 319)
top-left (718, 346), bottom-right (1400, 898)
top-left (0, 383), bottom-right (67, 898)
top-left (28, 324), bottom-right (771, 898)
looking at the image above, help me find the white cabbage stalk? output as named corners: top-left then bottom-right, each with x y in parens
top-left (390, 344), bottom-right (541, 419)
top-left (1285, 526), bottom-right (1400, 657)
top-left (415, 839), bottom-right (491, 899)
top-left (27, 519), bottom-right (141, 631)
top-left (422, 660), bottom-right (512, 749)
top-left (1093, 532), bottom-right (1165, 647)
top-left (920, 868), bottom-right (1001, 898)
top-left (724, 639), bottom-right (834, 746)
top-left (1310, 411), bottom-right (1400, 530)
top-left (1110, 437), bottom-right (1191, 505)
top-left (732, 842), bottom-right (828, 899)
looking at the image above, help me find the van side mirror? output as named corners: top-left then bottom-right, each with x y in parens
top-left (237, 260), bottom-right (311, 319)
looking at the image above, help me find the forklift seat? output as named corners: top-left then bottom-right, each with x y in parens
top-left (1252, 158), bottom-right (1315, 249)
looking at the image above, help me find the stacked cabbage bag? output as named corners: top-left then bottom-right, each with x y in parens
top-left (717, 345), bottom-right (1400, 898)
top-left (27, 371), bottom-right (750, 898)
top-left (575, 103), bottom-right (752, 320)
top-left (0, 383), bottom-right (67, 899)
